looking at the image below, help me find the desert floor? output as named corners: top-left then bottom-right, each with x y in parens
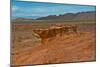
top-left (11, 23), bottom-right (96, 66)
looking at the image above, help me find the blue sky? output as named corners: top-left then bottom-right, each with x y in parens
top-left (12, 0), bottom-right (96, 19)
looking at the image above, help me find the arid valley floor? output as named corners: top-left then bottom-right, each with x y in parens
top-left (11, 22), bottom-right (96, 66)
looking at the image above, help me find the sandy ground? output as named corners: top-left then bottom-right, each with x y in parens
top-left (11, 30), bottom-right (96, 66)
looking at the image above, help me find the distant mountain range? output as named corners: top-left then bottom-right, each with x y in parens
top-left (36, 11), bottom-right (96, 21)
top-left (14, 11), bottom-right (96, 22)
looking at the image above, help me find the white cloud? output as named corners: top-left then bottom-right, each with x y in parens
top-left (12, 6), bottom-right (19, 12)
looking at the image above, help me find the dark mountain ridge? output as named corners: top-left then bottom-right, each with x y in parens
top-left (36, 11), bottom-right (96, 21)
